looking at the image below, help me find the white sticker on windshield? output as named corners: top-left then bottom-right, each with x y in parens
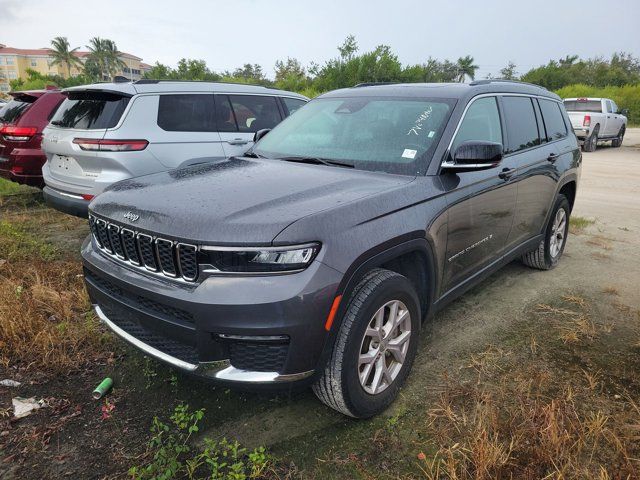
top-left (428, 130), bottom-right (435, 138)
top-left (402, 149), bottom-right (417, 159)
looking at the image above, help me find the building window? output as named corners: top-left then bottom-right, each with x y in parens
top-left (31, 59), bottom-right (38, 67)
top-left (6, 57), bottom-right (15, 65)
top-left (0, 84), bottom-right (9, 92)
top-left (8, 71), bottom-right (17, 79)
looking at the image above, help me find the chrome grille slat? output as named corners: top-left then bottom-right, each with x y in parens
top-left (88, 214), bottom-right (198, 283)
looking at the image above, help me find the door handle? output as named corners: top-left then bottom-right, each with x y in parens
top-left (498, 168), bottom-right (516, 180)
top-left (228, 138), bottom-right (249, 145)
top-left (547, 153), bottom-right (559, 163)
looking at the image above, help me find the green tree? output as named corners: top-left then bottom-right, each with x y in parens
top-left (86, 37), bottom-right (126, 81)
top-left (456, 55), bottom-right (479, 82)
top-left (500, 61), bottom-right (518, 80)
top-left (49, 37), bottom-right (83, 78)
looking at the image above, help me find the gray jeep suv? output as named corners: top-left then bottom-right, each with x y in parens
top-left (82, 80), bottom-right (581, 417)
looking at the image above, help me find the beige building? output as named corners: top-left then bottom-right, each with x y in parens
top-left (0, 44), bottom-right (152, 93)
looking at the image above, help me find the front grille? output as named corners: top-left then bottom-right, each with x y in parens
top-left (85, 269), bottom-right (195, 325)
top-left (89, 214), bottom-right (199, 282)
top-left (228, 342), bottom-right (289, 372)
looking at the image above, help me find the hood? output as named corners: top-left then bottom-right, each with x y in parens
top-left (89, 157), bottom-right (414, 245)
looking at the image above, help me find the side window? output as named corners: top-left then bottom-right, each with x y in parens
top-left (605, 100), bottom-right (612, 113)
top-left (282, 97), bottom-right (306, 116)
top-left (228, 95), bottom-right (282, 133)
top-left (538, 99), bottom-right (567, 141)
top-left (451, 97), bottom-right (502, 153)
top-left (610, 100), bottom-right (618, 113)
top-left (215, 95), bottom-right (238, 132)
top-left (157, 94), bottom-right (215, 132)
top-left (501, 96), bottom-right (540, 153)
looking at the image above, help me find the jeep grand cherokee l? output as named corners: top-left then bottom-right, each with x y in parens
top-left (0, 88), bottom-right (64, 187)
top-left (41, 80), bottom-right (307, 218)
top-left (82, 80), bottom-right (581, 418)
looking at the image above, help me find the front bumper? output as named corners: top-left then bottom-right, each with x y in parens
top-left (82, 237), bottom-right (342, 385)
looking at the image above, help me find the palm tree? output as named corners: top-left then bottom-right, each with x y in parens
top-left (86, 37), bottom-right (126, 81)
top-left (49, 37), bottom-right (83, 78)
top-left (456, 55), bottom-right (479, 82)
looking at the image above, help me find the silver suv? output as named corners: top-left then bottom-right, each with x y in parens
top-left (41, 80), bottom-right (307, 217)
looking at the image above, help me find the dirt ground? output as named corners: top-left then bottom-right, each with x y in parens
top-left (1, 131), bottom-right (639, 479)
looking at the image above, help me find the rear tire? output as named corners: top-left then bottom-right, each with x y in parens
top-left (313, 268), bottom-right (421, 418)
top-left (611, 125), bottom-right (625, 148)
top-left (521, 195), bottom-right (570, 270)
top-left (582, 125), bottom-right (599, 152)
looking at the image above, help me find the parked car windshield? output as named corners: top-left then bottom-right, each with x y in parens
top-left (563, 100), bottom-right (602, 113)
top-left (50, 91), bottom-right (130, 129)
top-left (0, 97), bottom-right (35, 124)
top-left (253, 96), bottom-right (454, 175)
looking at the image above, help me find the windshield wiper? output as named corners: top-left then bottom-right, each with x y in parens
top-left (277, 156), bottom-right (354, 168)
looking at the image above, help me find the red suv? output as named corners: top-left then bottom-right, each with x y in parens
top-left (0, 88), bottom-right (65, 187)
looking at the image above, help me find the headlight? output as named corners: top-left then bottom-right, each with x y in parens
top-left (201, 243), bottom-right (320, 273)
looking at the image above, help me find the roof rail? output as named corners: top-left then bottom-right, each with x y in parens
top-left (469, 79), bottom-right (547, 90)
top-left (133, 79), bottom-right (275, 88)
top-left (353, 82), bottom-right (398, 88)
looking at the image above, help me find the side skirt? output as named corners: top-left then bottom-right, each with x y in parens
top-left (432, 235), bottom-right (543, 313)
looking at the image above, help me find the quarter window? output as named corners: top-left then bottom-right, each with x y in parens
top-left (538, 99), bottom-right (567, 141)
top-left (451, 97), bottom-right (502, 153)
top-left (157, 94), bottom-right (216, 132)
top-left (502, 96), bottom-right (540, 153)
top-left (282, 97), bottom-right (306, 116)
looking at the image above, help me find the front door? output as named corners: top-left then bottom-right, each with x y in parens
top-left (440, 96), bottom-right (517, 295)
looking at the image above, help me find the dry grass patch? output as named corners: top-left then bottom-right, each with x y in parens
top-left (586, 236), bottom-right (613, 251)
top-left (417, 294), bottom-right (640, 480)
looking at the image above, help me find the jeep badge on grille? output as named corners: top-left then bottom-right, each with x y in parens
top-left (123, 211), bottom-right (140, 222)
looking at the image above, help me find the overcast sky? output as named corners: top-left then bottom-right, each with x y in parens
top-left (2, 0), bottom-right (639, 79)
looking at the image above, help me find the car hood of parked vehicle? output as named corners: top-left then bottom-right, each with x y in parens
top-left (89, 157), bottom-right (415, 245)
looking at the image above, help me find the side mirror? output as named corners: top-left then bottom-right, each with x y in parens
top-left (444, 141), bottom-right (503, 172)
top-left (619, 108), bottom-right (629, 117)
top-left (253, 129), bottom-right (271, 142)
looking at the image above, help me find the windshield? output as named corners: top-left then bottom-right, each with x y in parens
top-left (563, 100), bottom-right (602, 113)
top-left (253, 96), bottom-right (454, 175)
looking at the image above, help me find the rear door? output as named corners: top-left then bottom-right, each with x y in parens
top-left (215, 94), bottom-right (284, 157)
top-left (43, 90), bottom-right (130, 188)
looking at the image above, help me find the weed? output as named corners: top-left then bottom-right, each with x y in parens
top-left (0, 220), bottom-right (58, 261)
top-left (603, 286), bottom-right (619, 296)
top-left (143, 357), bottom-right (159, 389)
top-left (129, 404), bottom-right (271, 480)
top-left (569, 216), bottom-right (595, 233)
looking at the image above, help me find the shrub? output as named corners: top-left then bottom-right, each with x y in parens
top-left (555, 83), bottom-right (640, 125)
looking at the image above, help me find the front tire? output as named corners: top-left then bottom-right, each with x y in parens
top-left (313, 269), bottom-right (421, 418)
top-left (521, 195), bottom-right (570, 270)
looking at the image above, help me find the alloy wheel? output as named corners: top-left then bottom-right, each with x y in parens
top-left (549, 208), bottom-right (567, 258)
top-left (358, 300), bottom-right (412, 395)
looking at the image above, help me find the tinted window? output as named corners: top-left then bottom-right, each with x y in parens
top-left (451, 97), bottom-right (502, 153)
top-left (157, 94), bottom-right (216, 132)
top-left (563, 100), bottom-right (602, 113)
top-left (282, 97), bottom-right (306, 116)
top-left (50, 91), bottom-right (130, 129)
top-left (0, 97), bottom-right (35, 124)
top-left (538, 99), bottom-right (567, 141)
top-left (215, 95), bottom-right (237, 132)
top-left (228, 95), bottom-right (282, 133)
top-left (254, 97), bottom-right (453, 175)
top-left (502, 96), bottom-right (540, 153)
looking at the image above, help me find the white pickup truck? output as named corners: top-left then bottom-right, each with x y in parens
top-left (563, 98), bottom-right (627, 151)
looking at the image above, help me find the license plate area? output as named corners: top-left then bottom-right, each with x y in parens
top-left (51, 154), bottom-right (98, 178)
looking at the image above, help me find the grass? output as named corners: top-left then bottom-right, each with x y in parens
top-left (416, 294), bottom-right (640, 479)
top-left (0, 179), bottom-right (107, 373)
top-left (569, 216), bottom-right (596, 234)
